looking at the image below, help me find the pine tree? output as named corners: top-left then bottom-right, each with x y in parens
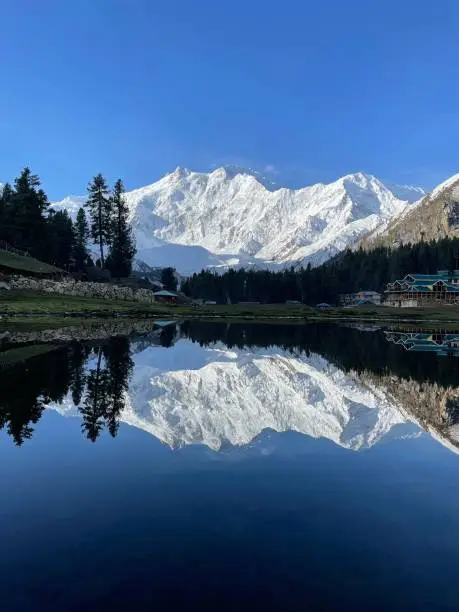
top-left (74, 207), bottom-right (90, 271)
top-left (85, 174), bottom-right (111, 267)
top-left (181, 278), bottom-right (191, 296)
top-left (9, 168), bottom-right (49, 257)
top-left (161, 267), bottom-right (178, 291)
top-left (106, 179), bottom-right (136, 278)
top-left (47, 209), bottom-right (75, 269)
top-left (0, 183), bottom-right (13, 242)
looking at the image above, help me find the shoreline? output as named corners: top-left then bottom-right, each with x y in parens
top-left (2, 291), bottom-right (459, 331)
top-left (2, 312), bottom-right (459, 334)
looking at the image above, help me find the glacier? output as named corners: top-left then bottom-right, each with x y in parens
top-left (52, 167), bottom-right (424, 274)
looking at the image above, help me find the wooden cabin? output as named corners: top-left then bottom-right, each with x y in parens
top-left (153, 290), bottom-right (178, 304)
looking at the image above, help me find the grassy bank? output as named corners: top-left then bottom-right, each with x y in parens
top-left (2, 290), bottom-right (459, 329)
top-left (0, 290), bottom-right (172, 315)
top-left (0, 250), bottom-right (62, 275)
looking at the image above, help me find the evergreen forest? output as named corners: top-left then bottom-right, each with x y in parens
top-left (0, 168), bottom-right (136, 278)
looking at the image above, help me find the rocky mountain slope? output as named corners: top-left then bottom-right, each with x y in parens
top-left (53, 167), bottom-right (422, 274)
top-left (360, 173), bottom-right (459, 249)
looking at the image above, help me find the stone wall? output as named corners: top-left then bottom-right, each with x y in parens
top-left (1, 319), bottom-right (166, 345)
top-left (8, 276), bottom-right (156, 304)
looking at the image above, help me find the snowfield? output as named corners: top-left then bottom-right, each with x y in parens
top-left (52, 166), bottom-right (424, 274)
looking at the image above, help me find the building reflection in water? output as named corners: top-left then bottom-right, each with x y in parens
top-left (385, 330), bottom-right (459, 356)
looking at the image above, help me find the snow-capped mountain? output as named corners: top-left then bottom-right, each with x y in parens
top-left (52, 167), bottom-right (423, 274)
top-left (50, 340), bottom-right (419, 453)
top-left (360, 172), bottom-right (459, 249)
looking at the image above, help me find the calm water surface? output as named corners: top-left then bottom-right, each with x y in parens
top-left (1, 322), bottom-right (459, 611)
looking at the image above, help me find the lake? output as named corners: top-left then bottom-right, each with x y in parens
top-left (1, 321), bottom-right (459, 611)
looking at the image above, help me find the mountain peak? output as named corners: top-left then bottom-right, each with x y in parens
top-left (342, 171), bottom-right (376, 182)
top-left (339, 173), bottom-right (388, 193)
top-left (341, 173), bottom-right (425, 204)
top-left (359, 170), bottom-right (459, 250)
top-left (429, 172), bottom-right (459, 200)
top-left (215, 164), bottom-right (278, 191)
top-left (170, 166), bottom-right (191, 178)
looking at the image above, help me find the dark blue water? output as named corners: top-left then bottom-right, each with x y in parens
top-left (1, 322), bottom-right (459, 611)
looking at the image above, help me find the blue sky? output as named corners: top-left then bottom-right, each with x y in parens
top-left (1, 0), bottom-right (459, 199)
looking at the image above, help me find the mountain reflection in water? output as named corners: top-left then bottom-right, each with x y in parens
top-left (1, 322), bottom-right (459, 452)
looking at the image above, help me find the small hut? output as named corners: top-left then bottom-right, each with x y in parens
top-left (153, 290), bottom-right (178, 304)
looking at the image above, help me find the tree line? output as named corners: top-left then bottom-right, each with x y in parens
top-left (181, 237), bottom-right (459, 304)
top-left (0, 327), bottom-right (179, 445)
top-left (0, 168), bottom-right (136, 277)
top-left (181, 320), bottom-right (459, 389)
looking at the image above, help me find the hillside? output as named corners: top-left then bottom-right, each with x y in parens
top-left (0, 250), bottom-right (63, 276)
top-left (52, 167), bottom-right (422, 274)
top-left (360, 173), bottom-right (459, 249)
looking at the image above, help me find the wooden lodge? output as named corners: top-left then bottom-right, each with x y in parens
top-left (385, 270), bottom-right (459, 307)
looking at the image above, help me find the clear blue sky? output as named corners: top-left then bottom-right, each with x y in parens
top-left (1, 0), bottom-right (459, 199)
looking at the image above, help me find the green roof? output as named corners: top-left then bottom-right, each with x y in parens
top-left (389, 271), bottom-right (459, 293)
top-left (153, 290), bottom-right (178, 297)
top-left (405, 274), bottom-right (446, 282)
top-left (438, 270), bottom-right (459, 277)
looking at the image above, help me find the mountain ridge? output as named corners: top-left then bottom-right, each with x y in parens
top-left (360, 173), bottom-right (459, 250)
top-left (52, 167), bottom-right (426, 274)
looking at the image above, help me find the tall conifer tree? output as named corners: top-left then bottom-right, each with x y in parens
top-left (74, 207), bottom-right (90, 270)
top-left (106, 179), bottom-right (136, 277)
top-left (160, 267), bottom-right (178, 291)
top-left (85, 174), bottom-right (111, 267)
top-left (0, 183), bottom-right (13, 242)
top-left (10, 168), bottom-right (49, 257)
top-left (47, 209), bottom-right (75, 268)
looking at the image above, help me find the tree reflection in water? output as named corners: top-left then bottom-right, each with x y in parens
top-left (0, 336), bottom-right (134, 445)
top-left (79, 338), bottom-right (134, 442)
top-left (0, 345), bottom-right (71, 445)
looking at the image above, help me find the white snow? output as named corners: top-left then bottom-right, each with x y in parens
top-left (51, 167), bottom-right (421, 274)
top-left (52, 195), bottom-right (86, 216)
top-left (430, 173), bottom-right (459, 199)
top-left (384, 182), bottom-right (425, 202)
